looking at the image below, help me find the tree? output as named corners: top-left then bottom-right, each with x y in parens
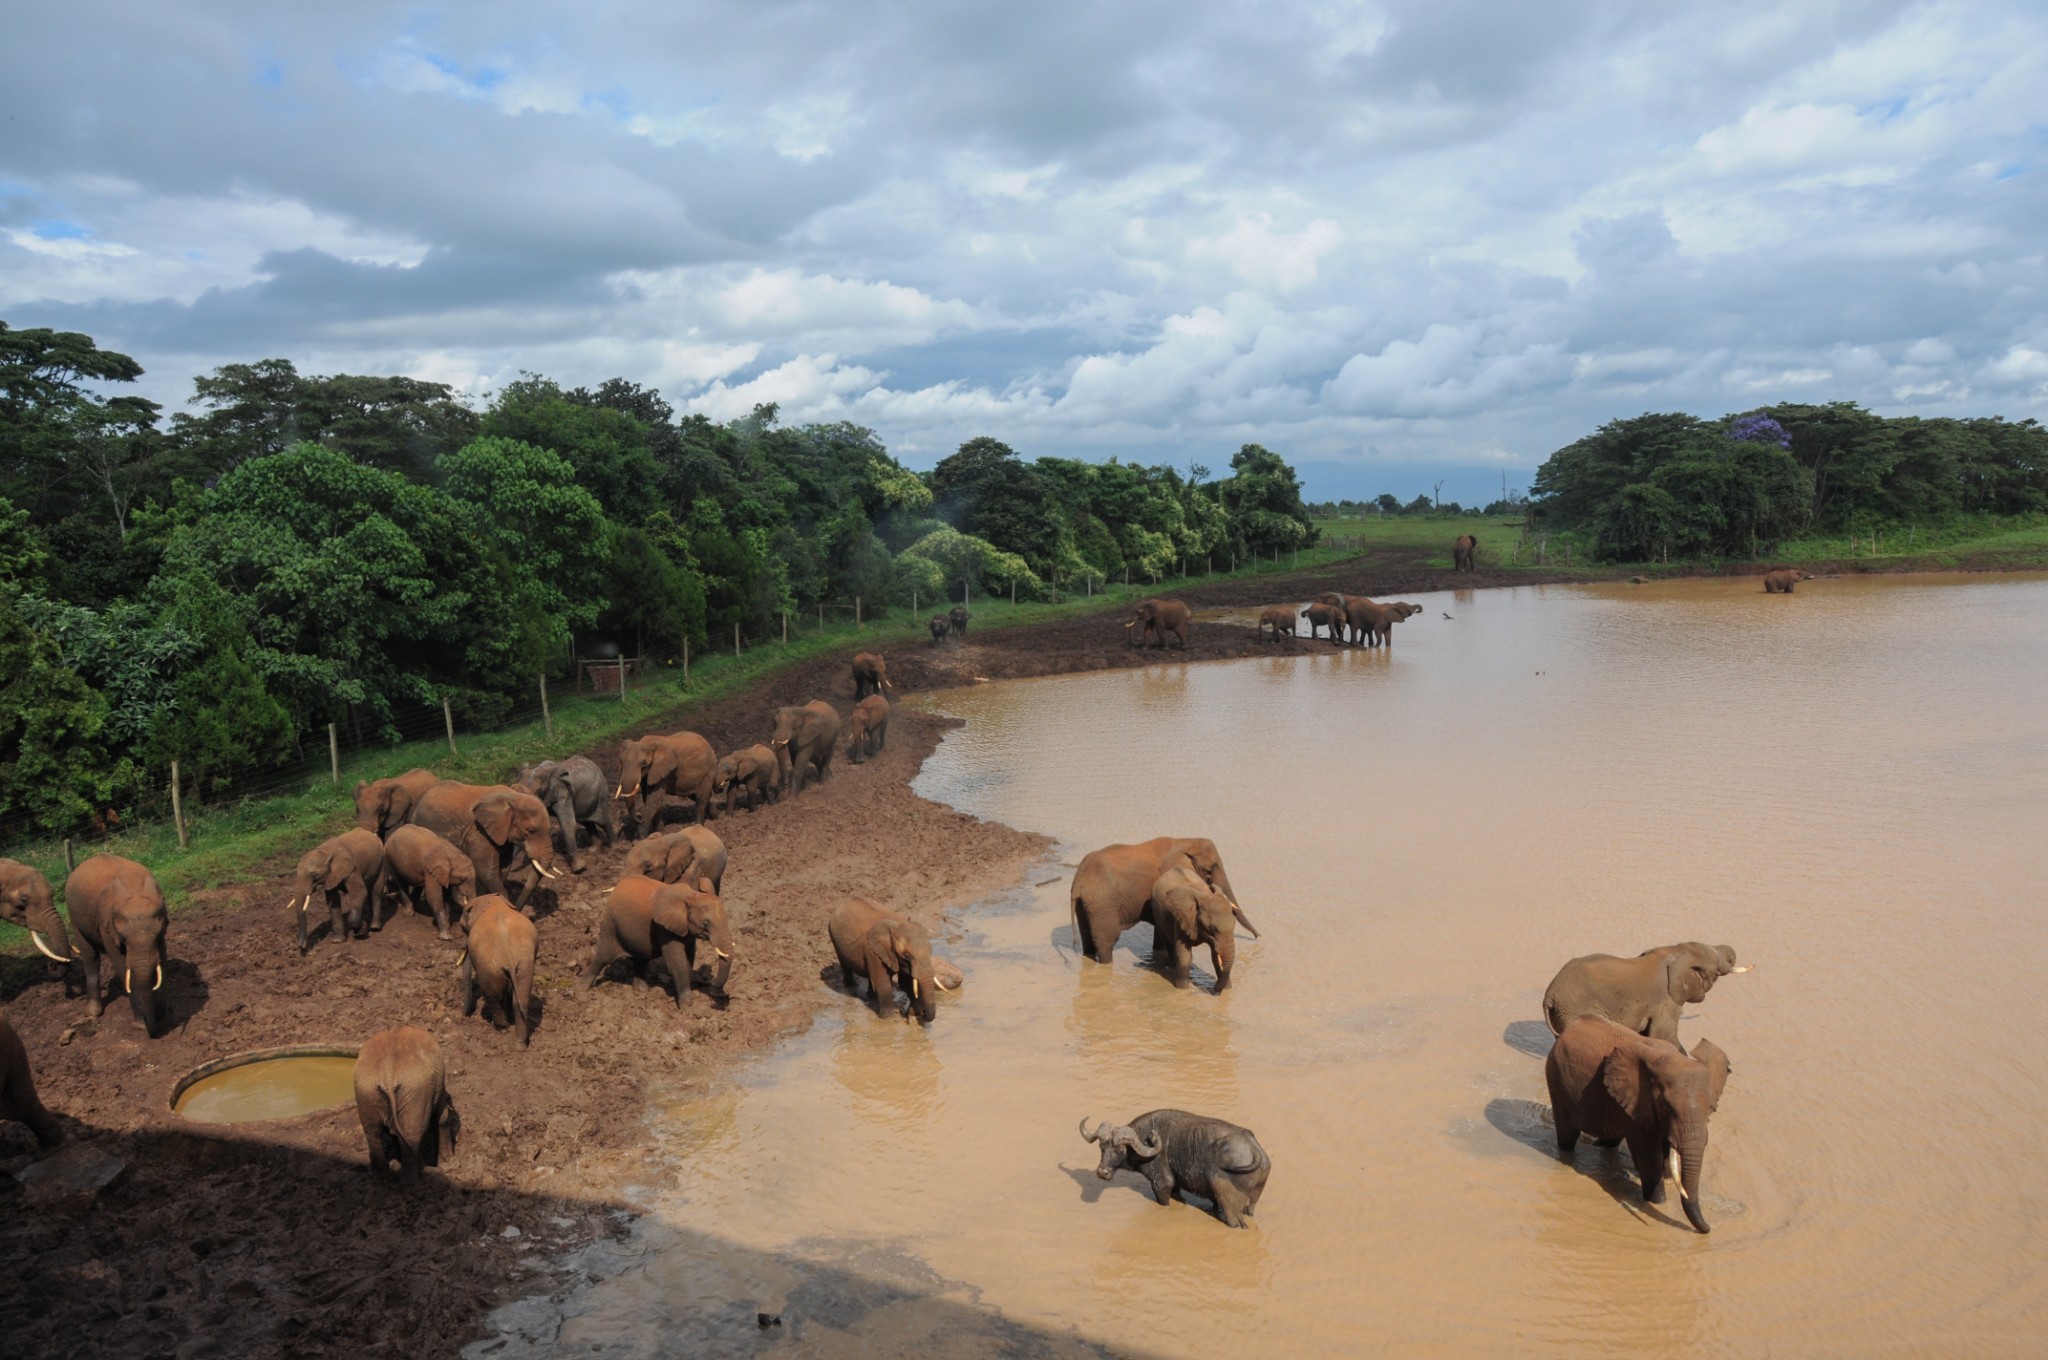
top-left (1217, 443), bottom-right (1317, 553)
top-left (482, 375), bottom-right (660, 519)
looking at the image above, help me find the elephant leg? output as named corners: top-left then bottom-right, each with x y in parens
top-left (1631, 1134), bottom-right (1667, 1203)
top-left (694, 776), bottom-right (715, 825)
top-left (1593, 1135), bottom-right (1622, 1148)
top-left (661, 940), bottom-right (695, 1010)
top-left (1211, 1178), bottom-right (1252, 1228)
top-left (364, 1123), bottom-right (391, 1177)
top-left (425, 881), bottom-right (451, 939)
top-left (1161, 933), bottom-right (1193, 988)
top-left (512, 964), bottom-right (534, 1045)
top-left (840, 958), bottom-right (861, 991)
top-left (77, 936), bottom-right (104, 1017)
top-left (459, 954), bottom-right (479, 1017)
top-left (420, 1113), bottom-right (441, 1168)
top-left (583, 927), bottom-right (624, 989)
top-left (325, 886), bottom-right (348, 941)
top-left (1554, 1115), bottom-right (1580, 1158)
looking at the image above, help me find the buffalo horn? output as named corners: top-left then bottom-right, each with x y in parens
top-left (1080, 1117), bottom-right (1105, 1143)
top-left (1132, 1130), bottom-right (1162, 1157)
top-left (29, 931), bottom-right (69, 963)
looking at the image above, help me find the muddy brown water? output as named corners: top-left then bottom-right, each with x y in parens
top-left (518, 573), bottom-right (2048, 1359)
top-left (173, 1055), bottom-right (359, 1124)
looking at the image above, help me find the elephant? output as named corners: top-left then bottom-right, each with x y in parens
top-left (827, 897), bottom-right (948, 1024)
top-left (1349, 600), bottom-right (1423, 647)
top-left (1298, 602), bottom-right (1345, 642)
top-left (1313, 592), bottom-right (1375, 645)
top-left (1763, 569), bottom-right (1811, 593)
top-left (354, 768), bottom-right (440, 836)
top-left (949, 605), bottom-right (971, 637)
top-left (1543, 942), bottom-right (1747, 1050)
top-left (584, 875), bottom-right (732, 1009)
top-left (771, 700), bottom-right (841, 796)
top-left (0, 1014), bottom-right (63, 1151)
top-left (458, 895), bottom-right (537, 1045)
top-left (380, 824), bottom-right (478, 939)
top-left (713, 744), bottom-right (781, 815)
top-left (851, 651), bottom-right (894, 701)
top-left (1453, 534), bottom-right (1479, 571)
top-left (63, 855), bottom-right (170, 1037)
top-left (846, 695), bottom-right (890, 764)
top-left (290, 827), bottom-right (387, 953)
top-left (1255, 606), bottom-right (1298, 641)
top-left (1148, 865), bottom-right (1242, 991)
top-left (0, 858), bottom-right (74, 965)
top-left (1079, 1110), bottom-right (1271, 1228)
top-left (409, 782), bottom-right (563, 910)
top-left (1071, 837), bottom-right (1256, 967)
top-left (1126, 598), bottom-right (1192, 649)
top-left (1546, 1016), bottom-right (1731, 1233)
top-left (615, 730), bottom-right (719, 834)
top-left (622, 826), bottom-right (727, 894)
top-left (928, 616), bottom-right (949, 645)
top-left (354, 1025), bottom-right (459, 1186)
top-left (515, 755), bottom-right (616, 873)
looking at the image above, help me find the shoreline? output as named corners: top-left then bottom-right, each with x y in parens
top-left (2, 552), bottom-right (2037, 1354)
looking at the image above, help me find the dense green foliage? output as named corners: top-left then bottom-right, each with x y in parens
top-left (1531, 403), bottom-right (2048, 561)
top-left (0, 320), bottom-right (1318, 838)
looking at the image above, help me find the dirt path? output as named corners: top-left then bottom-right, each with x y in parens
top-left (0, 542), bottom-right (1910, 1356)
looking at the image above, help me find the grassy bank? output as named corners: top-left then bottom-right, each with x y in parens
top-left (1, 541), bottom-right (1358, 944)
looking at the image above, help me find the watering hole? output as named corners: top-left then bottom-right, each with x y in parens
top-left (518, 573), bottom-right (2048, 1358)
top-left (172, 1050), bottom-right (359, 1124)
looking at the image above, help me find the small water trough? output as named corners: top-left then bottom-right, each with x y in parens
top-left (170, 1044), bottom-right (361, 1125)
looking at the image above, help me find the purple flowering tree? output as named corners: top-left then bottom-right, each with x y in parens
top-left (1729, 413), bottom-right (1792, 448)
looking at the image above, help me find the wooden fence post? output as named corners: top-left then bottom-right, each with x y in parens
top-left (328, 723), bottom-right (339, 783)
top-left (443, 697), bottom-right (458, 754)
top-left (683, 636), bottom-right (690, 685)
top-left (912, 587), bottom-right (918, 615)
top-left (783, 611), bottom-right (789, 646)
top-left (63, 838), bottom-right (74, 872)
top-left (540, 674), bottom-right (552, 739)
top-left (818, 602), bottom-right (824, 632)
top-left (734, 621), bottom-right (741, 658)
top-left (1010, 578), bottom-right (1016, 604)
top-left (617, 657), bottom-right (626, 701)
top-left (170, 760), bottom-right (187, 849)
top-left (856, 596), bottom-right (863, 626)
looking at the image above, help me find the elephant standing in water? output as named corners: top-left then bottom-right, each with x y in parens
top-left (1350, 600), bottom-right (1423, 647)
top-left (1080, 1110), bottom-right (1271, 1228)
top-left (1763, 569), bottom-right (1811, 593)
top-left (828, 897), bottom-right (947, 1024)
top-left (290, 827), bottom-right (387, 952)
top-left (1070, 837), bottom-right (1257, 966)
top-left (1148, 865), bottom-right (1243, 991)
top-left (771, 701), bottom-right (841, 795)
top-left (354, 1025), bottom-right (458, 1186)
top-left (1547, 1016), bottom-right (1731, 1233)
top-left (64, 855), bottom-right (171, 1037)
top-left (354, 768), bottom-right (440, 836)
top-left (410, 782), bottom-right (563, 910)
top-left (0, 858), bottom-right (74, 964)
top-left (615, 731), bottom-right (719, 834)
top-left (1298, 602), bottom-right (1345, 642)
top-left (1126, 598), bottom-right (1192, 649)
top-left (517, 756), bottom-right (617, 873)
top-left (1543, 942), bottom-right (1747, 1051)
top-left (585, 875), bottom-right (732, 1010)
top-left (1452, 534), bottom-right (1479, 571)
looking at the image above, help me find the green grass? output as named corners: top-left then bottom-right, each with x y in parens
top-left (1774, 513), bottom-right (2048, 570)
top-left (0, 540), bottom-right (1361, 947)
top-left (1310, 514), bottom-right (1568, 571)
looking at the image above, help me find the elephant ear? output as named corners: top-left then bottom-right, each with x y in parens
top-left (1666, 952), bottom-right (1710, 1005)
top-left (650, 888), bottom-right (697, 937)
top-left (648, 744), bottom-right (678, 786)
top-left (1151, 877), bottom-right (1196, 936)
top-left (1691, 1038), bottom-right (1732, 1110)
top-left (475, 792), bottom-right (516, 845)
top-left (1598, 1044), bottom-right (1654, 1119)
top-left (867, 920), bottom-right (904, 970)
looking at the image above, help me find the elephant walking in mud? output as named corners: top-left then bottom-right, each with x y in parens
top-left (771, 701), bottom-right (841, 796)
top-left (851, 652), bottom-right (894, 701)
top-left (355, 1025), bottom-right (458, 1186)
top-left (1453, 534), bottom-right (1479, 571)
top-left (458, 895), bottom-right (538, 1045)
top-left (380, 825), bottom-right (478, 939)
top-left (354, 768), bottom-right (440, 836)
top-left (713, 744), bottom-right (780, 815)
top-left (1255, 606), bottom-right (1298, 641)
top-left (290, 828), bottom-right (387, 952)
top-left (585, 875), bottom-right (732, 1010)
top-left (1298, 602), bottom-right (1344, 642)
top-left (1080, 1110), bottom-right (1271, 1228)
top-left (1071, 837), bottom-right (1257, 967)
top-left (409, 782), bottom-right (563, 911)
top-left (615, 731), bottom-right (719, 834)
top-left (846, 695), bottom-right (890, 763)
top-left (1546, 1016), bottom-right (1731, 1233)
top-left (64, 855), bottom-right (171, 1038)
top-left (1126, 598), bottom-right (1192, 649)
top-left (516, 756), bottom-right (616, 873)
top-left (622, 826), bottom-right (727, 895)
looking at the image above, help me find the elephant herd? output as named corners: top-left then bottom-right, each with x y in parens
top-left (1128, 592), bottom-right (1425, 651)
top-left (0, 652), bottom-right (927, 1183)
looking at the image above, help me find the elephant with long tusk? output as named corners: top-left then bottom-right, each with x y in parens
top-left (62, 854), bottom-right (172, 1038)
top-left (1, 858), bottom-right (77, 966)
top-left (1080, 1109), bottom-right (1271, 1228)
top-left (408, 782), bottom-right (562, 914)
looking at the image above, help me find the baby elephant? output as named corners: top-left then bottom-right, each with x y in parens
top-left (1080, 1110), bottom-right (1271, 1228)
top-left (623, 826), bottom-right (728, 895)
top-left (1255, 606), bottom-right (1297, 641)
top-left (1546, 1015), bottom-right (1731, 1233)
top-left (827, 897), bottom-right (948, 1024)
top-left (846, 695), bottom-right (890, 764)
top-left (1763, 568), bottom-right (1812, 593)
top-left (459, 895), bottom-right (537, 1045)
top-left (1148, 864), bottom-right (1248, 991)
top-left (291, 827), bottom-right (386, 952)
top-left (354, 1025), bottom-right (459, 1186)
top-left (586, 875), bottom-right (733, 1010)
top-left (713, 745), bottom-right (780, 815)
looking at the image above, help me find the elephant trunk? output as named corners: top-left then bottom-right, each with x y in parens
top-left (26, 898), bottom-right (75, 961)
top-left (1676, 1133), bottom-right (1710, 1234)
top-left (1210, 931), bottom-right (1235, 991)
top-left (127, 952), bottom-right (163, 1038)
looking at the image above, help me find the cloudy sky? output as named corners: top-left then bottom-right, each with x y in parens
top-left (4, 1), bottom-right (2044, 501)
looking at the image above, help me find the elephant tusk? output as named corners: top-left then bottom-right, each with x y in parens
top-left (1668, 1149), bottom-right (1687, 1200)
top-left (124, 967), bottom-right (132, 992)
top-left (613, 785), bottom-right (624, 798)
top-left (456, 950), bottom-right (467, 967)
top-left (602, 885), bottom-right (616, 895)
top-left (1731, 965), bottom-right (1753, 974)
top-left (154, 964), bottom-right (164, 992)
top-left (715, 948), bottom-right (731, 960)
top-left (29, 931), bottom-right (69, 963)
top-left (910, 978), bottom-right (920, 999)
top-left (1122, 621), bottom-right (1135, 628)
